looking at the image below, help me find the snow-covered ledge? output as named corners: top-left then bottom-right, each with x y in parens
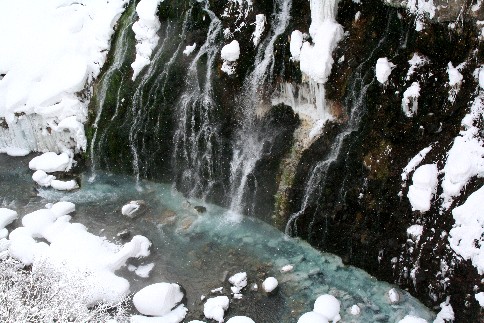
top-left (0, 0), bottom-right (128, 155)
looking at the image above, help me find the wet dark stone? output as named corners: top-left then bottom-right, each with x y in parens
top-left (194, 205), bottom-right (207, 213)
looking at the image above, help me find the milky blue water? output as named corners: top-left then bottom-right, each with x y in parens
top-left (0, 154), bottom-right (435, 322)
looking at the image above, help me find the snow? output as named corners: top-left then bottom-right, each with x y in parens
top-left (349, 305), bottom-right (360, 315)
top-left (298, 311), bottom-right (329, 323)
top-left (313, 294), bottom-right (341, 322)
top-left (7, 202), bottom-right (151, 306)
top-left (0, 0), bottom-right (127, 154)
top-left (226, 316), bottom-right (255, 323)
top-left (29, 152), bottom-right (71, 173)
top-left (221, 40), bottom-right (241, 75)
top-left (131, 0), bottom-right (162, 80)
top-left (122, 201), bottom-right (142, 217)
top-left (183, 43), bottom-right (197, 56)
top-left (204, 296), bottom-right (230, 323)
top-left (290, 30), bottom-right (304, 61)
top-left (402, 82), bottom-right (421, 117)
top-left (447, 62), bottom-right (463, 87)
top-left (407, 164), bottom-right (438, 212)
top-left (4, 147), bottom-right (29, 157)
top-left (252, 14), bottom-right (266, 47)
top-left (479, 67), bottom-right (484, 89)
top-left (407, 224), bottom-right (424, 241)
top-left (133, 283), bottom-right (184, 316)
top-left (221, 40), bottom-right (241, 62)
top-left (299, 20), bottom-right (344, 84)
top-left (0, 208), bottom-right (17, 230)
top-left (51, 179), bottom-right (79, 191)
top-left (448, 185), bottom-right (484, 274)
top-left (407, 53), bottom-right (428, 80)
top-left (375, 57), bottom-right (395, 84)
top-left (131, 304), bottom-right (188, 323)
top-left (229, 271), bottom-right (247, 293)
top-left (388, 288), bottom-right (400, 303)
top-left (476, 292), bottom-right (484, 307)
top-left (398, 315), bottom-right (428, 323)
top-left (32, 170), bottom-right (55, 187)
top-left (262, 277), bottom-right (278, 292)
top-left (135, 262), bottom-right (155, 278)
top-left (401, 146), bottom-right (433, 182)
top-left (406, 0), bottom-right (436, 31)
top-left (281, 264), bottom-right (294, 272)
top-left (441, 91), bottom-right (484, 208)
top-left (433, 301), bottom-right (454, 323)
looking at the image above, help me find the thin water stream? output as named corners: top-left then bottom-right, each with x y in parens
top-left (0, 154), bottom-right (434, 322)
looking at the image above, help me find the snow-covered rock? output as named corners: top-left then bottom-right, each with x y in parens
top-left (398, 315), bottom-right (428, 323)
top-left (433, 301), bottom-right (454, 323)
top-left (122, 200), bottom-right (146, 218)
top-left (349, 305), bottom-right (360, 315)
top-left (281, 264), bottom-right (294, 272)
top-left (375, 57), bottom-right (395, 84)
top-left (402, 82), bottom-right (421, 117)
top-left (262, 277), bottom-right (278, 293)
top-left (407, 224), bottom-right (424, 241)
top-left (407, 164), bottom-right (438, 212)
top-left (135, 263), bottom-right (155, 278)
top-left (226, 316), bottom-right (255, 323)
top-left (313, 294), bottom-right (341, 322)
top-left (0, 208), bottom-right (17, 229)
top-left (204, 296), bottom-right (230, 323)
top-left (221, 40), bottom-right (240, 75)
top-left (252, 14), bottom-right (266, 47)
top-left (388, 288), bottom-right (400, 303)
top-left (51, 179), bottom-right (79, 191)
top-left (476, 292), bottom-right (484, 307)
top-left (229, 271), bottom-right (247, 294)
top-left (133, 282), bottom-right (184, 317)
top-left (297, 311), bottom-right (329, 323)
top-left (32, 170), bottom-right (55, 187)
top-left (29, 152), bottom-right (71, 172)
top-left (183, 43), bottom-right (197, 56)
top-left (131, 304), bottom-right (188, 323)
top-left (290, 30), bottom-right (304, 61)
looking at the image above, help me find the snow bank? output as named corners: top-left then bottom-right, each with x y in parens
top-left (131, 0), bottom-right (162, 79)
top-left (262, 277), bottom-right (278, 292)
top-left (133, 283), bottom-right (184, 316)
top-left (29, 152), bottom-right (71, 172)
top-left (448, 185), bottom-right (484, 274)
top-left (402, 82), bottom-right (421, 117)
top-left (375, 57), bottom-right (395, 84)
top-left (252, 14), bottom-right (266, 47)
top-left (7, 202), bottom-right (151, 305)
top-left (313, 294), bottom-right (341, 321)
top-left (0, 0), bottom-right (127, 154)
top-left (204, 296), bottom-right (230, 323)
top-left (407, 164), bottom-right (438, 212)
top-left (221, 40), bottom-right (241, 75)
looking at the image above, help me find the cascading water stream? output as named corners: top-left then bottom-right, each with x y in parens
top-left (172, 6), bottom-right (224, 199)
top-left (89, 2), bottom-right (136, 181)
top-left (227, 0), bottom-right (292, 218)
top-left (285, 15), bottom-right (394, 237)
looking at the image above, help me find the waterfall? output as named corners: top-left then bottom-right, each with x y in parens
top-left (285, 16), bottom-right (394, 237)
top-left (89, 2), bottom-right (136, 180)
top-left (227, 0), bottom-right (292, 219)
top-left (172, 6), bottom-right (224, 199)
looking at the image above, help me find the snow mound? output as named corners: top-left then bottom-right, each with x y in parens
top-left (313, 294), bottom-right (341, 321)
top-left (29, 152), bottom-right (71, 172)
top-left (131, 304), bottom-right (188, 323)
top-left (229, 271), bottom-right (247, 294)
top-left (262, 277), bottom-right (278, 293)
top-left (133, 283), bottom-right (184, 316)
top-left (407, 164), bottom-right (438, 212)
top-left (51, 179), bottom-right (79, 191)
top-left (204, 296), bottom-right (230, 323)
top-left (226, 316), bottom-right (255, 323)
top-left (298, 311), bottom-right (329, 323)
top-left (0, 208), bottom-right (17, 230)
top-left (32, 170), bottom-right (55, 187)
top-left (375, 57), bottom-right (395, 84)
top-left (398, 315), bottom-right (428, 323)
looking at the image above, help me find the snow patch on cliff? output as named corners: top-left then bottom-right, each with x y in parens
top-left (407, 164), bottom-right (438, 212)
top-left (131, 0), bottom-right (163, 80)
top-left (402, 82), bottom-right (421, 117)
top-left (375, 57), bottom-right (395, 84)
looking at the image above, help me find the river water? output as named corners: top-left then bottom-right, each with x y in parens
top-left (0, 154), bottom-right (434, 322)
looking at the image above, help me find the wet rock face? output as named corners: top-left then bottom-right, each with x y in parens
top-left (285, 0), bottom-right (484, 320)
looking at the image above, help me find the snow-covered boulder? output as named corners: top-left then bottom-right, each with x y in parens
top-left (133, 283), bottom-right (184, 317)
top-left (313, 294), bottom-right (341, 322)
top-left (226, 316), bottom-right (255, 323)
top-left (388, 288), bottom-right (400, 303)
top-left (229, 272), bottom-right (247, 294)
top-left (0, 208), bottom-right (18, 229)
top-left (122, 200), bottom-right (146, 218)
top-left (375, 57), bottom-right (395, 84)
top-left (221, 40), bottom-right (240, 75)
top-left (131, 304), bottom-right (188, 323)
top-left (32, 170), bottom-right (55, 187)
top-left (407, 164), bottom-right (438, 212)
top-left (262, 277), bottom-right (278, 293)
top-left (29, 152), bottom-right (71, 172)
top-left (204, 296), bottom-right (230, 323)
top-left (397, 315), bottom-right (428, 323)
top-left (51, 179), bottom-right (79, 191)
top-left (297, 311), bottom-right (329, 323)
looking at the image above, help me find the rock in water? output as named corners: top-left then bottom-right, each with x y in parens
top-left (194, 205), bottom-right (207, 213)
top-left (133, 282), bottom-right (184, 316)
top-left (122, 200), bottom-right (146, 218)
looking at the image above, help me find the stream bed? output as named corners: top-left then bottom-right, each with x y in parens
top-left (0, 154), bottom-right (435, 322)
